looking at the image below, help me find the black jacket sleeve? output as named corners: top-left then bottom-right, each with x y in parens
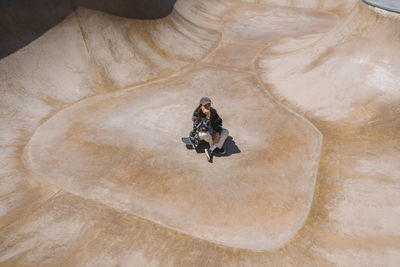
top-left (211, 108), bottom-right (222, 134)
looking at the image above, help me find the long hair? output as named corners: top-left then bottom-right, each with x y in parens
top-left (194, 104), bottom-right (214, 121)
top-left (193, 104), bottom-right (203, 121)
top-left (194, 104), bottom-right (202, 114)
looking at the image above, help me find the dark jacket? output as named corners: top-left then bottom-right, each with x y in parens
top-left (191, 107), bottom-right (222, 144)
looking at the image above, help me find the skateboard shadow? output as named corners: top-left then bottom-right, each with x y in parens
top-left (215, 136), bottom-right (241, 157)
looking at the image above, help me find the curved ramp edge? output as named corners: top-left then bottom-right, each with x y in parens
top-left (362, 0), bottom-right (400, 13)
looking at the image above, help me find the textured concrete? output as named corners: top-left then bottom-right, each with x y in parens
top-left (1, 0), bottom-right (400, 265)
top-left (23, 65), bottom-right (322, 251)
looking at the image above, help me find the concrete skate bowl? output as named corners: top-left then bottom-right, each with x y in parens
top-left (1, 0), bottom-right (400, 266)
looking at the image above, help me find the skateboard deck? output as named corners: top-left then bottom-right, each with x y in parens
top-left (181, 137), bottom-right (196, 149)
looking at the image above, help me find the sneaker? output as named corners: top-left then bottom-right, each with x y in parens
top-left (218, 148), bottom-right (226, 155)
top-left (205, 148), bottom-right (213, 162)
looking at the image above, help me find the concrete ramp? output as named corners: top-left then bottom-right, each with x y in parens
top-left (1, 0), bottom-right (400, 265)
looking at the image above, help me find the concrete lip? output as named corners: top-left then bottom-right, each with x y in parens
top-left (362, 0), bottom-right (400, 13)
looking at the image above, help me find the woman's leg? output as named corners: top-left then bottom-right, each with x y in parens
top-left (198, 131), bottom-right (213, 145)
top-left (215, 128), bottom-right (229, 149)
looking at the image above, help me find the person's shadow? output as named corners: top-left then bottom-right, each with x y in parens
top-left (215, 136), bottom-right (241, 157)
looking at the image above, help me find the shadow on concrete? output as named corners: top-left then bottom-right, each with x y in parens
top-left (215, 136), bottom-right (241, 157)
top-left (0, 0), bottom-right (176, 59)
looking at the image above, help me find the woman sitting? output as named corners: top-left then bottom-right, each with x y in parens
top-left (191, 97), bottom-right (229, 162)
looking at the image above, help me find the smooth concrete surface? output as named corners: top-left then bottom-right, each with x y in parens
top-left (1, 0), bottom-right (400, 265)
top-left (23, 65), bottom-right (322, 251)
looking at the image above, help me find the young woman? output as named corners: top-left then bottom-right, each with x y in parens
top-left (191, 97), bottom-right (229, 162)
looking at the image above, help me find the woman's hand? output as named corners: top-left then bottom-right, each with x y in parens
top-left (201, 105), bottom-right (211, 118)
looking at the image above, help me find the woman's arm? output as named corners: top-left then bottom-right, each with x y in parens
top-left (192, 112), bottom-right (202, 131)
top-left (211, 109), bottom-right (222, 134)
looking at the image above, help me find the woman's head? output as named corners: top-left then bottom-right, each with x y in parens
top-left (194, 97), bottom-right (212, 115)
top-left (200, 97), bottom-right (212, 109)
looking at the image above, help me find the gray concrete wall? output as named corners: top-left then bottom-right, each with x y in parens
top-left (0, 0), bottom-right (75, 59)
top-left (77, 0), bottom-right (177, 19)
top-left (0, 0), bottom-right (177, 59)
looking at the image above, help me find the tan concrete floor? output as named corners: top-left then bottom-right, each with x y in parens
top-left (1, 0), bottom-right (400, 265)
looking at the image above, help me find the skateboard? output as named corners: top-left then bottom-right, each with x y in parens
top-left (181, 137), bottom-right (196, 150)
